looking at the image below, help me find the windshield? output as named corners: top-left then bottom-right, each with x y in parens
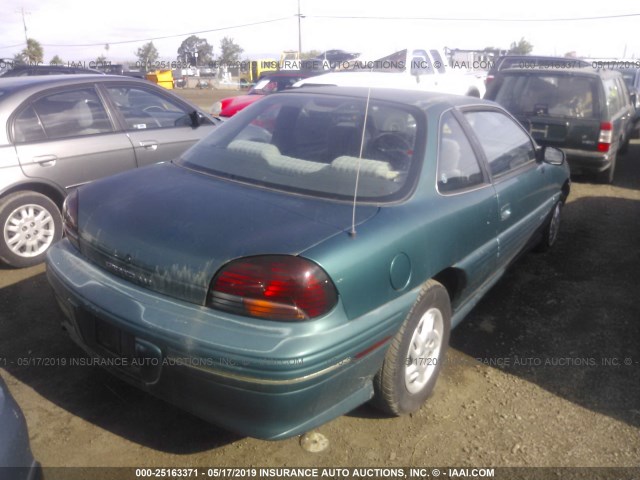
top-left (494, 74), bottom-right (599, 119)
top-left (179, 93), bottom-right (422, 203)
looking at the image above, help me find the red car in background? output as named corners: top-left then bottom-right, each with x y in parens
top-left (211, 70), bottom-right (319, 118)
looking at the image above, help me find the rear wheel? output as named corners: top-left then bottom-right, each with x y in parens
top-left (0, 191), bottom-right (62, 268)
top-left (372, 280), bottom-right (451, 415)
top-left (535, 200), bottom-right (562, 252)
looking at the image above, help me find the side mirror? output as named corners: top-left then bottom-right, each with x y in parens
top-left (537, 145), bottom-right (565, 165)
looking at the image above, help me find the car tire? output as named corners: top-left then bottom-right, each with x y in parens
top-left (372, 279), bottom-right (451, 416)
top-left (534, 200), bottom-right (562, 253)
top-left (0, 191), bottom-right (62, 268)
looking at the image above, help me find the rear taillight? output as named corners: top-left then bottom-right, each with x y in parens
top-left (62, 189), bottom-right (79, 250)
top-left (597, 122), bottom-right (613, 152)
top-left (208, 256), bottom-right (338, 321)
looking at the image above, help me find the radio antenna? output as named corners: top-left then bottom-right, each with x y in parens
top-left (349, 87), bottom-right (372, 238)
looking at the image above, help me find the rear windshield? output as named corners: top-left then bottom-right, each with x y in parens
top-left (179, 93), bottom-right (422, 203)
top-left (494, 74), bottom-right (599, 119)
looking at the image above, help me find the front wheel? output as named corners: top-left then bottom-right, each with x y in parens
top-left (372, 280), bottom-right (451, 415)
top-left (0, 191), bottom-right (62, 268)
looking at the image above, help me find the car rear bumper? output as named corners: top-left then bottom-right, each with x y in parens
top-left (46, 240), bottom-right (409, 439)
top-left (562, 148), bottom-right (613, 174)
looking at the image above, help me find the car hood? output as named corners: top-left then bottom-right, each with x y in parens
top-left (220, 95), bottom-right (262, 117)
top-left (77, 162), bottom-right (378, 305)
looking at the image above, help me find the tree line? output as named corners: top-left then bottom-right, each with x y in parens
top-left (9, 36), bottom-right (537, 70)
top-left (9, 35), bottom-right (246, 70)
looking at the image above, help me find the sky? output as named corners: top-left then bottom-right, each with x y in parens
top-left (1, 0), bottom-right (639, 66)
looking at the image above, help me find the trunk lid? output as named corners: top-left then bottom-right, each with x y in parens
top-left (77, 162), bottom-right (378, 305)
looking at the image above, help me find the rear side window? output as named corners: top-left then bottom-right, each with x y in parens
top-left (13, 105), bottom-right (46, 142)
top-left (464, 110), bottom-right (535, 178)
top-left (494, 74), bottom-right (598, 119)
top-left (14, 88), bottom-right (112, 143)
top-left (437, 112), bottom-right (484, 193)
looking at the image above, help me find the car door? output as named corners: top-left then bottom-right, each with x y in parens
top-left (101, 83), bottom-right (216, 167)
top-left (435, 110), bottom-right (499, 301)
top-left (462, 108), bottom-right (555, 270)
top-left (13, 85), bottom-right (137, 189)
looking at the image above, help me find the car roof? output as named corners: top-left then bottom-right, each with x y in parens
top-left (614, 66), bottom-right (640, 75)
top-left (0, 72), bottom-right (146, 87)
top-left (495, 55), bottom-right (591, 66)
top-left (496, 65), bottom-right (622, 78)
top-left (0, 74), bottom-right (155, 103)
top-left (283, 85), bottom-right (495, 111)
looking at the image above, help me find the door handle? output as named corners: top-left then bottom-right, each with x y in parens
top-left (500, 204), bottom-right (512, 221)
top-left (139, 141), bottom-right (158, 151)
top-left (32, 154), bottom-right (57, 167)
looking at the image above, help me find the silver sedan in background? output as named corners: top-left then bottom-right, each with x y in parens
top-left (0, 74), bottom-right (218, 268)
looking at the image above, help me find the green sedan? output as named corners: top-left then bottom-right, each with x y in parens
top-left (46, 87), bottom-right (570, 439)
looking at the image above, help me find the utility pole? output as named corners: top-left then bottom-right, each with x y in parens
top-left (297, 0), bottom-right (303, 57)
top-left (19, 7), bottom-right (31, 45)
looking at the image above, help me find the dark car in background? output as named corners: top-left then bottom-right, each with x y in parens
top-left (615, 66), bottom-right (640, 136)
top-left (0, 74), bottom-right (218, 268)
top-left (211, 70), bottom-right (320, 118)
top-left (0, 64), bottom-right (104, 77)
top-left (47, 87), bottom-right (570, 439)
top-left (486, 67), bottom-right (635, 183)
top-left (485, 55), bottom-right (591, 87)
top-left (616, 66), bottom-right (640, 103)
top-left (0, 376), bottom-right (39, 480)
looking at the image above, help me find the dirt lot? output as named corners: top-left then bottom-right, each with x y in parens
top-left (1, 88), bottom-right (639, 475)
top-left (177, 84), bottom-right (247, 109)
